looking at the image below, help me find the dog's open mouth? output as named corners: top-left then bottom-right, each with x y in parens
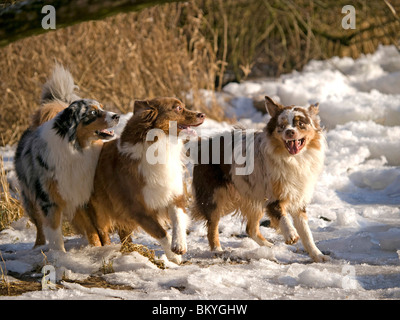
top-left (285, 138), bottom-right (305, 155)
top-left (95, 129), bottom-right (115, 140)
top-left (178, 123), bottom-right (202, 136)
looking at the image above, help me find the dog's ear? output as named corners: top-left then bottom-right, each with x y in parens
top-left (308, 102), bottom-right (319, 115)
top-left (54, 102), bottom-right (80, 133)
top-left (265, 96), bottom-right (282, 117)
top-left (134, 100), bottom-right (151, 114)
top-left (141, 107), bottom-right (158, 125)
top-left (134, 99), bottom-right (159, 124)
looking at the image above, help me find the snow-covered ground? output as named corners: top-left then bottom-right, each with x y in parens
top-left (1, 45), bottom-right (399, 300)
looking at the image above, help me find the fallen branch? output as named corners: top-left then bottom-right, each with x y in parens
top-left (0, 0), bottom-right (186, 47)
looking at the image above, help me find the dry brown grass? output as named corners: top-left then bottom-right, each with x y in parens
top-left (0, 155), bottom-right (23, 231)
top-left (120, 241), bottom-right (166, 269)
top-left (200, 0), bottom-right (400, 81)
top-left (0, 2), bottom-right (224, 146)
top-left (0, 276), bottom-right (42, 296)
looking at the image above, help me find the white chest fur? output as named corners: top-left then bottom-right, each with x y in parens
top-left (41, 122), bottom-right (102, 217)
top-left (265, 139), bottom-right (325, 209)
top-left (119, 136), bottom-right (185, 210)
top-left (140, 137), bottom-right (184, 210)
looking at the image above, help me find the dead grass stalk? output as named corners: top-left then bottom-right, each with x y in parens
top-left (0, 155), bottom-right (23, 231)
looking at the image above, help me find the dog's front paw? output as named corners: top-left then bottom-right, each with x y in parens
top-left (280, 219), bottom-right (299, 245)
top-left (261, 239), bottom-right (274, 247)
top-left (171, 240), bottom-right (187, 255)
top-left (168, 253), bottom-right (182, 265)
top-left (284, 232), bottom-right (299, 245)
top-left (311, 252), bottom-right (331, 263)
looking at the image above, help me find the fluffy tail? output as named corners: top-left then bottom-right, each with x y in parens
top-left (40, 64), bottom-right (80, 104)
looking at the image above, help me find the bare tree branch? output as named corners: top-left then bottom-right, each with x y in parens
top-left (0, 0), bottom-right (186, 47)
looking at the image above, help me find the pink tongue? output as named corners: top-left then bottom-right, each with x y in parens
top-left (101, 129), bottom-right (113, 135)
top-left (287, 140), bottom-right (299, 155)
top-left (184, 127), bottom-right (197, 136)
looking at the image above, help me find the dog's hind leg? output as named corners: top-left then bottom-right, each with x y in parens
top-left (292, 208), bottom-right (330, 262)
top-left (85, 202), bottom-right (112, 246)
top-left (26, 201), bottom-right (46, 247)
top-left (245, 206), bottom-right (273, 248)
top-left (32, 208), bottom-right (46, 248)
top-left (204, 188), bottom-right (235, 252)
top-left (192, 161), bottom-right (231, 252)
top-left (191, 194), bottom-right (222, 252)
top-left (118, 229), bottom-right (133, 244)
top-left (72, 207), bottom-right (103, 247)
top-left (20, 191), bottom-right (46, 247)
top-left (207, 213), bottom-right (222, 252)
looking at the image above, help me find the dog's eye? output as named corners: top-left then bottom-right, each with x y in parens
top-left (299, 122), bottom-right (306, 129)
top-left (278, 124), bottom-right (286, 130)
top-left (175, 105), bottom-right (183, 112)
top-left (90, 110), bottom-right (97, 116)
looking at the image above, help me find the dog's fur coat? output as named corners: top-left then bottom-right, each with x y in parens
top-left (14, 66), bottom-right (119, 251)
top-left (85, 98), bottom-right (205, 263)
top-left (192, 96), bottom-right (329, 262)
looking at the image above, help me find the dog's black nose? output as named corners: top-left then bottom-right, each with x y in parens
top-left (286, 129), bottom-right (295, 138)
top-left (197, 113), bottom-right (205, 119)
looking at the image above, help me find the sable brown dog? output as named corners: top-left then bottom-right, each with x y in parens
top-left (86, 98), bottom-right (205, 263)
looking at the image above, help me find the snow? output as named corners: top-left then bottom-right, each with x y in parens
top-left (1, 45), bottom-right (400, 300)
